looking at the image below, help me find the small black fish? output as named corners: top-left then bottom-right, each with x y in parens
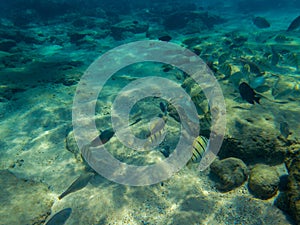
top-left (90, 128), bottom-right (115, 147)
top-left (158, 35), bottom-right (172, 42)
top-left (58, 172), bottom-right (95, 199)
top-left (159, 102), bottom-right (167, 115)
top-left (287, 15), bottom-right (300, 31)
top-left (239, 82), bottom-right (260, 104)
top-left (45, 208), bottom-right (72, 225)
top-left (253, 16), bottom-right (270, 28)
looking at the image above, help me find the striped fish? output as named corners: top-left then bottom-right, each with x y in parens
top-left (285, 52), bottom-right (300, 70)
top-left (191, 136), bottom-right (208, 163)
top-left (219, 63), bottom-right (232, 77)
top-left (144, 116), bottom-right (168, 149)
top-left (239, 58), bottom-right (264, 75)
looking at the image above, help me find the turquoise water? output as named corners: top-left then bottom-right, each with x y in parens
top-left (0, 1), bottom-right (299, 224)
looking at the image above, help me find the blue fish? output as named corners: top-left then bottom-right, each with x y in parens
top-left (45, 208), bottom-right (72, 225)
top-left (250, 76), bottom-right (265, 89)
top-left (59, 172), bottom-right (94, 199)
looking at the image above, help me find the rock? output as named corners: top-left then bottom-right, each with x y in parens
top-left (164, 11), bottom-right (225, 31)
top-left (253, 16), bottom-right (271, 28)
top-left (65, 130), bottom-right (82, 162)
top-left (0, 28), bottom-right (21, 41)
top-left (164, 12), bottom-right (191, 30)
top-left (68, 29), bottom-right (109, 46)
top-left (210, 157), bottom-right (248, 192)
top-left (0, 170), bottom-right (54, 225)
top-left (0, 85), bottom-right (26, 101)
top-left (274, 192), bottom-right (290, 213)
top-left (111, 20), bottom-right (148, 40)
top-left (71, 16), bottom-right (110, 29)
top-left (219, 128), bottom-right (286, 165)
top-left (182, 36), bottom-right (206, 48)
top-left (68, 31), bottom-right (89, 43)
top-left (274, 34), bottom-right (290, 43)
top-left (0, 39), bottom-right (16, 52)
top-left (285, 148), bottom-right (300, 224)
top-left (145, 28), bottom-right (169, 40)
top-left (248, 164), bottom-right (280, 199)
top-left (0, 28), bottom-right (44, 45)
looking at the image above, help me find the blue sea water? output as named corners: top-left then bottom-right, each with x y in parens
top-left (0, 0), bottom-right (299, 224)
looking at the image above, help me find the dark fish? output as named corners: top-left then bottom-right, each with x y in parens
top-left (45, 208), bottom-right (72, 225)
top-left (58, 172), bottom-right (95, 199)
top-left (191, 136), bottom-right (208, 163)
top-left (280, 121), bottom-right (291, 138)
top-left (159, 102), bottom-right (167, 115)
top-left (90, 128), bottom-right (115, 147)
top-left (239, 58), bottom-right (263, 75)
top-left (287, 15), bottom-right (300, 31)
top-left (241, 64), bottom-right (251, 75)
top-left (160, 146), bottom-right (171, 158)
top-left (253, 16), bottom-right (270, 28)
top-left (239, 82), bottom-right (261, 104)
top-left (271, 46), bottom-right (280, 66)
top-left (218, 53), bottom-right (229, 65)
top-left (158, 35), bottom-right (172, 42)
top-left (219, 63), bottom-right (232, 77)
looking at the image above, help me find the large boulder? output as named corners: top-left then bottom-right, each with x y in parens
top-left (210, 157), bottom-right (248, 192)
top-left (248, 164), bottom-right (280, 199)
top-left (219, 127), bottom-right (286, 165)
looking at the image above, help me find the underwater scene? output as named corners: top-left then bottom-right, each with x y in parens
top-left (1, 0), bottom-right (300, 224)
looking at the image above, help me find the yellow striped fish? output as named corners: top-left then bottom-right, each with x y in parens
top-left (190, 135), bottom-right (208, 163)
top-left (144, 116), bottom-right (168, 149)
top-left (219, 63), bottom-right (232, 78)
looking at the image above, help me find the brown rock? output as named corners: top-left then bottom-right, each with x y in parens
top-left (0, 39), bottom-right (16, 52)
